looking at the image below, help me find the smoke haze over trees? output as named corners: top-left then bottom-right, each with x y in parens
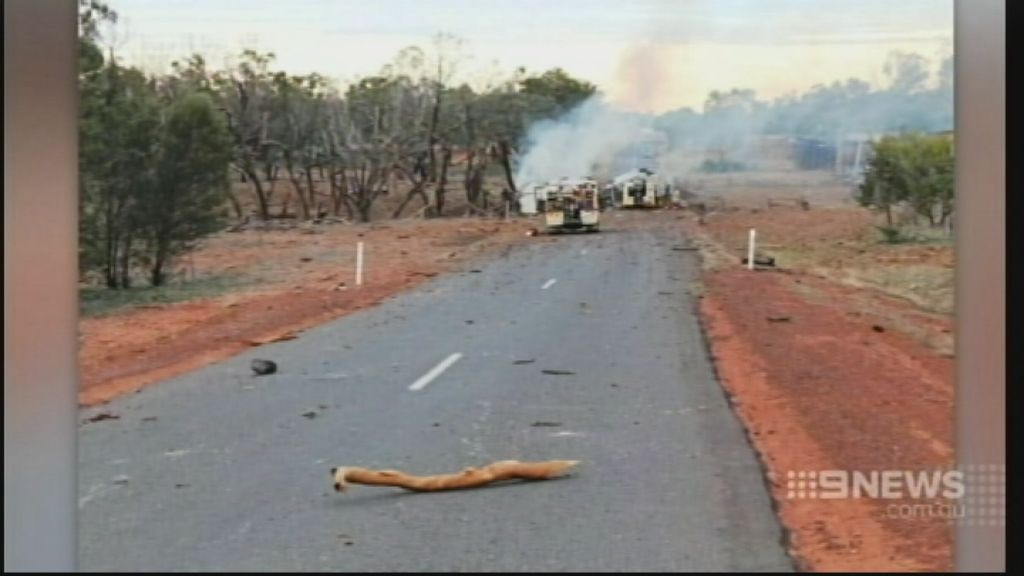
top-left (517, 49), bottom-right (953, 185)
top-left (79, 0), bottom-right (953, 288)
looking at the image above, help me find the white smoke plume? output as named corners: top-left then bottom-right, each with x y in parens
top-left (513, 97), bottom-right (654, 185)
top-left (513, 48), bottom-right (953, 189)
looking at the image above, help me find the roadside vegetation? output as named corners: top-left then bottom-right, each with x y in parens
top-left (77, 0), bottom-right (596, 291)
top-left (856, 132), bottom-right (954, 242)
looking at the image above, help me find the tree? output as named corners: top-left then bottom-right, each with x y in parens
top-left (884, 51), bottom-right (930, 94)
top-left (424, 34), bottom-right (465, 184)
top-left (78, 0), bottom-right (117, 44)
top-left (338, 74), bottom-right (429, 222)
top-left (211, 50), bottom-right (280, 220)
top-left (518, 68), bottom-right (597, 118)
top-left (162, 54), bottom-right (248, 218)
top-left (79, 54), bottom-right (163, 288)
top-left (140, 92), bottom-right (233, 285)
top-left (701, 88), bottom-right (761, 160)
top-left (857, 133), bottom-right (954, 234)
top-left (272, 72), bottom-right (332, 220)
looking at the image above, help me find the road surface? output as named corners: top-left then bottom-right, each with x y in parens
top-left (78, 215), bottom-right (792, 572)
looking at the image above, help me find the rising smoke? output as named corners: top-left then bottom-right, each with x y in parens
top-left (513, 49), bottom-right (953, 187)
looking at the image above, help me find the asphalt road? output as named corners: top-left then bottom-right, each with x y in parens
top-left (78, 215), bottom-right (793, 572)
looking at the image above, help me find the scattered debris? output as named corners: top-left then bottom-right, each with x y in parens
top-left (542, 369), bottom-right (576, 376)
top-left (530, 421), bottom-right (563, 427)
top-left (742, 255), bottom-right (777, 267)
top-left (84, 412), bottom-right (120, 423)
top-left (330, 459), bottom-right (581, 493)
top-left (251, 359), bottom-right (278, 375)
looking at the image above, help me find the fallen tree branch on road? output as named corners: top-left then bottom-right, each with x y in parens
top-left (330, 459), bottom-right (580, 493)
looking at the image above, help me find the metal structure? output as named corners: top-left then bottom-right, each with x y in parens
top-left (613, 168), bottom-right (665, 208)
top-left (543, 178), bottom-right (601, 233)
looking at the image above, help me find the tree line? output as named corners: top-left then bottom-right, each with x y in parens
top-left (653, 51), bottom-right (953, 153)
top-left (78, 1), bottom-right (595, 288)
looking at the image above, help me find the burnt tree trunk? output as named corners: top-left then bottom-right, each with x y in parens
top-left (392, 180), bottom-right (429, 218)
top-left (435, 145), bottom-right (452, 216)
top-left (427, 82), bottom-right (442, 183)
top-left (241, 156), bottom-right (270, 220)
top-left (498, 140), bottom-right (516, 196)
top-left (329, 169), bottom-right (354, 219)
top-left (304, 165), bottom-right (318, 216)
top-left (118, 234), bottom-right (133, 288)
top-left (282, 151), bottom-right (311, 220)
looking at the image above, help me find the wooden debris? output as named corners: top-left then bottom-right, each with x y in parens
top-left (331, 459), bottom-right (580, 493)
top-left (247, 332), bottom-right (298, 346)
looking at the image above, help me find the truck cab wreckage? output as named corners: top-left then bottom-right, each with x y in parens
top-left (542, 177), bottom-right (601, 233)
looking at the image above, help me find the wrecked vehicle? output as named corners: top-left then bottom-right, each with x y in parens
top-left (613, 168), bottom-right (663, 208)
top-left (544, 178), bottom-right (601, 233)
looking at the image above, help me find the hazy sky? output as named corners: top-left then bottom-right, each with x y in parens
top-left (104, 0), bottom-right (953, 113)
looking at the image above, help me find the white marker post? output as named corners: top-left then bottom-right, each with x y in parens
top-left (355, 241), bottom-right (364, 286)
top-left (747, 228), bottom-right (756, 270)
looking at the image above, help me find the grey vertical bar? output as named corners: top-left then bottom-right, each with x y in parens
top-left (955, 0), bottom-right (1006, 572)
top-left (3, 0), bottom-right (79, 571)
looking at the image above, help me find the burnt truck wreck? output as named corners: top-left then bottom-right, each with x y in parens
top-left (542, 178), bottom-right (601, 233)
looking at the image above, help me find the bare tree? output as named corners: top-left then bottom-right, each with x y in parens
top-left (272, 72), bottom-right (332, 220)
top-left (212, 50), bottom-right (280, 220)
top-left (336, 75), bottom-right (429, 222)
top-left (425, 34), bottom-right (465, 184)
